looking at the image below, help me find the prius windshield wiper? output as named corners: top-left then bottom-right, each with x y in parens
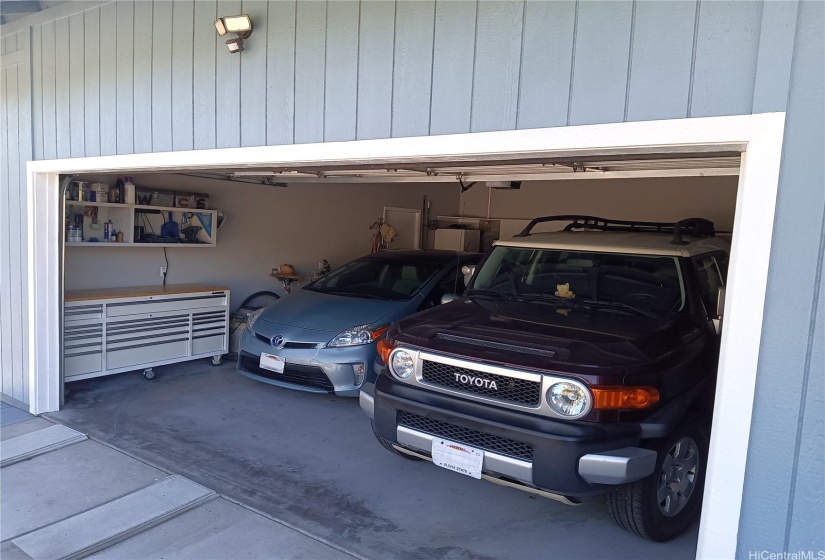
top-left (330, 291), bottom-right (393, 300)
top-left (580, 299), bottom-right (659, 319)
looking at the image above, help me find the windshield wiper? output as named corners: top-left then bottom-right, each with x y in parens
top-left (467, 288), bottom-right (508, 300)
top-left (516, 292), bottom-right (585, 309)
top-left (329, 291), bottom-right (393, 300)
top-left (580, 299), bottom-right (659, 319)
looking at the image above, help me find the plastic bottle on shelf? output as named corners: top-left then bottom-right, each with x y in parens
top-left (124, 176), bottom-right (136, 204)
top-left (104, 220), bottom-right (113, 242)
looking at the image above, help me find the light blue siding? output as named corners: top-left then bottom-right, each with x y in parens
top-left (98, 2), bottom-right (117, 156)
top-left (40, 20), bottom-right (56, 159)
top-left (239, 0), bottom-right (268, 147)
top-left (429, 0), bottom-right (476, 135)
top-left (171, 0), bottom-right (194, 151)
top-left (690, 1), bottom-right (762, 117)
top-left (193, 0), bottom-right (217, 150)
top-left (470, 0), bottom-right (523, 132)
top-left (133, 0), bottom-right (153, 153)
top-left (356, 0), bottom-right (394, 140)
top-left (151, 0), bottom-right (174, 153)
top-left (568, 0), bottom-right (633, 125)
top-left (68, 12), bottom-right (84, 157)
top-left (294, 0), bottom-right (326, 144)
top-left (54, 16), bottom-right (70, 158)
top-left (115, 1), bottom-right (134, 154)
top-left (323, 0), bottom-right (359, 142)
top-left (83, 7), bottom-right (100, 157)
top-left (31, 23), bottom-right (43, 160)
top-left (391, 0), bottom-right (435, 138)
top-left (625, 1), bottom-right (696, 122)
top-left (516, 0), bottom-right (575, 129)
top-left (265, 0), bottom-right (296, 145)
top-left (751, 0), bottom-right (798, 113)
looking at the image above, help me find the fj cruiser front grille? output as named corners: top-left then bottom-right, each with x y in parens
top-left (398, 411), bottom-right (534, 461)
top-left (421, 360), bottom-right (541, 406)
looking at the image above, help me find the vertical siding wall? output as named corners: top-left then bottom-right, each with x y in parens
top-left (16, 0), bottom-right (776, 158)
top-left (1, 1), bottom-right (823, 554)
top-left (0, 29), bottom-right (32, 406)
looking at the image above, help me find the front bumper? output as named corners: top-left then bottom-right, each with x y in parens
top-left (237, 327), bottom-right (374, 397)
top-left (363, 377), bottom-right (657, 497)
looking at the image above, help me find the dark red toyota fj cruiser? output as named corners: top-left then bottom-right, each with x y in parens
top-left (360, 216), bottom-right (729, 541)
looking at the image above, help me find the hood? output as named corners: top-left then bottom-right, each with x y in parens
top-left (256, 288), bottom-right (406, 334)
top-left (396, 296), bottom-right (703, 372)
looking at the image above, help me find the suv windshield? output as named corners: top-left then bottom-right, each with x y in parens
top-left (306, 258), bottom-right (443, 301)
top-left (471, 246), bottom-right (685, 313)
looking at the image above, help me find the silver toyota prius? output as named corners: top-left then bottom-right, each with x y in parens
top-left (237, 250), bottom-right (481, 396)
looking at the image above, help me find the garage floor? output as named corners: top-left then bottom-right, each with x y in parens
top-left (47, 360), bottom-right (700, 560)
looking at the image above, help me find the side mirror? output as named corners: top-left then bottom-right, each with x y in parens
top-left (461, 265), bottom-right (476, 286)
top-left (440, 293), bottom-right (457, 305)
top-left (712, 287), bottom-right (726, 334)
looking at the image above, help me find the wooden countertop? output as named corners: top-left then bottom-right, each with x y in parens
top-left (65, 284), bottom-right (229, 302)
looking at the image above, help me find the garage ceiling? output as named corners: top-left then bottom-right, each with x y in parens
top-left (184, 152), bottom-right (742, 185)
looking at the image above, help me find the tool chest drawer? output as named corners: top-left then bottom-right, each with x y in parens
top-left (63, 284), bottom-right (230, 382)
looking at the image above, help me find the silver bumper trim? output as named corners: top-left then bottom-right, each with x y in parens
top-left (396, 425), bottom-right (534, 486)
top-left (359, 390), bottom-right (375, 419)
top-left (578, 447), bottom-right (657, 485)
top-left (394, 427), bottom-right (579, 506)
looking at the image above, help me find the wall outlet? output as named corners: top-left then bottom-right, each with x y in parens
top-left (160, 266), bottom-right (167, 278)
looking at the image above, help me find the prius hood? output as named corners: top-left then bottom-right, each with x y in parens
top-left (255, 288), bottom-right (406, 334)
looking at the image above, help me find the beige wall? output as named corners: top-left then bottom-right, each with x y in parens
top-left (64, 175), bottom-right (461, 309)
top-left (457, 176), bottom-right (739, 231)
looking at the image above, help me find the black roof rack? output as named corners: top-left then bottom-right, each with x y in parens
top-left (513, 215), bottom-right (716, 245)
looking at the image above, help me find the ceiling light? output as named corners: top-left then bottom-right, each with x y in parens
top-left (215, 15), bottom-right (253, 53)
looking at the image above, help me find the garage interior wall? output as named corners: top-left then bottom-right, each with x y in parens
top-left (458, 177), bottom-right (739, 231)
top-left (64, 176), bottom-right (460, 304)
top-left (1, 0), bottom-right (822, 553)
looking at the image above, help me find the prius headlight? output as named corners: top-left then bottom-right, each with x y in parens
top-left (327, 324), bottom-right (389, 348)
top-left (246, 308), bottom-right (264, 332)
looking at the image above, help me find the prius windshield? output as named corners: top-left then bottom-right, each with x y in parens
top-left (306, 258), bottom-right (442, 301)
top-left (471, 246), bottom-right (685, 313)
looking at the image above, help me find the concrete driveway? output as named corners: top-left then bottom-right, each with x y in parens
top-left (47, 360), bottom-right (699, 560)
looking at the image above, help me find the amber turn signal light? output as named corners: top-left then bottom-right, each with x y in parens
top-left (377, 337), bottom-right (396, 364)
top-left (591, 386), bottom-right (660, 410)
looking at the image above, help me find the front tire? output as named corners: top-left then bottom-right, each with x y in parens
top-left (607, 419), bottom-right (709, 541)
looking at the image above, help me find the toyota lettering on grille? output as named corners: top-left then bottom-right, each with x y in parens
top-left (455, 373), bottom-right (498, 390)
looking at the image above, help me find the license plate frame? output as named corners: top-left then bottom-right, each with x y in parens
top-left (259, 352), bottom-right (285, 374)
top-left (432, 437), bottom-right (484, 479)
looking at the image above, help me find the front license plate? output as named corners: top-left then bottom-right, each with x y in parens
top-left (259, 353), bottom-right (285, 373)
top-left (432, 438), bottom-right (484, 480)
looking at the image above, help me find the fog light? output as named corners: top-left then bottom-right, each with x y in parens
top-left (352, 363), bottom-right (366, 386)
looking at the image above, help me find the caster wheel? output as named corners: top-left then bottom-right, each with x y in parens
top-left (142, 368), bottom-right (156, 380)
top-left (211, 355), bottom-right (223, 366)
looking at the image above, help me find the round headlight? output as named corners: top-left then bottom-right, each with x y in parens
top-left (546, 382), bottom-right (590, 417)
top-left (390, 350), bottom-right (414, 380)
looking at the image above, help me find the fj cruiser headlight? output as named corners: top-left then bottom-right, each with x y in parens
top-left (389, 349), bottom-right (414, 379)
top-left (546, 381), bottom-right (591, 417)
top-left (327, 324), bottom-right (389, 348)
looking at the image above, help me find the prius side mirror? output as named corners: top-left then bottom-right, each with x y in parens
top-left (461, 265), bottom-right (476, 286)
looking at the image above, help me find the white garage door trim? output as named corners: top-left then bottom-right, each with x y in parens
top-left (26, 113), bottom-right (786, 560)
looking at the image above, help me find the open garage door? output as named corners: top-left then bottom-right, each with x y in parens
top-left (27, 114), bottom-right (785, 560)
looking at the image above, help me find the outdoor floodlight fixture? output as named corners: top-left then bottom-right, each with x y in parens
top-left (215, 15), bottom-right (253, 53)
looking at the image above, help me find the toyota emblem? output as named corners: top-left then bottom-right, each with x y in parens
top-left (270, 334), bottom-right (286, 348)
